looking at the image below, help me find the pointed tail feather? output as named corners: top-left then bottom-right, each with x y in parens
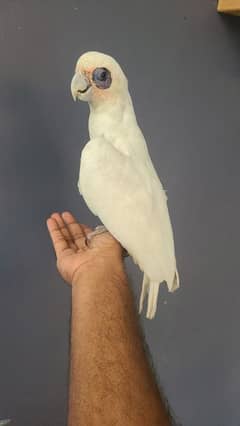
top-left (146, 281), bottom-right (161, 320)
top-left (170, 269), bottom-right (180, 292)
top-left (139, 269), bottom-right (180, 319)
top-left (139, 273), bottom-right (150, 314)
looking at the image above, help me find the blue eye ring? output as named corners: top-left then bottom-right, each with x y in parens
top-left (92, 67), bottom-right (112, 89)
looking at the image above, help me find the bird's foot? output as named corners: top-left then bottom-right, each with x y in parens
top-left (86, 225), bottom-right (129, 257)
top-left (86, 225), bottom-right (108, 246)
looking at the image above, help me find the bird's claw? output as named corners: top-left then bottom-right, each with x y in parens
top-left (85, 225), bottom-right (129, 257)
top-left (86, 225), bottom-right (108, 247)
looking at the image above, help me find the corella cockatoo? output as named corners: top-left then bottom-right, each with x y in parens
top-left (71, 51), bottom-right (179, 319)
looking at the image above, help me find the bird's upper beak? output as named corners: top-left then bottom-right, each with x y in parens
top-left (71, 72), bottom-right (91, 101)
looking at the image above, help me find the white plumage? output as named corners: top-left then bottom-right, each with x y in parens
top-left (71, 51), bottom-right (179, 319)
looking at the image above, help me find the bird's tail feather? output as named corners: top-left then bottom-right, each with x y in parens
top-left (139, 274), bottom-right (160, 320)
top-left (139, 273), bottom-right (150, 315)
top-left (139, 269), bottom-right (179, 320)
top-left (170, 268), bottom-right (180, 292)
top-left (146, 281), bottom-right (160, 320)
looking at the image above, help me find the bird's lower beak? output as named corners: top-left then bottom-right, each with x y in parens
top-left (71, 73), bottom-right (91, 101)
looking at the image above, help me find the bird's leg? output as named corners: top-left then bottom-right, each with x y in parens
top-left (86, 225), bottom-right (129, 257)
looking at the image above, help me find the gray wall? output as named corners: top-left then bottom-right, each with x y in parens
top-left (0, 1), bottom-right (239, 425)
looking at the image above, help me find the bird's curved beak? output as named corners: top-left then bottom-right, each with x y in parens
top-left (71, 72), bottom-right (91, 101)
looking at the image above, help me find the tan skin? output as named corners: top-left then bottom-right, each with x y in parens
top-left (47, 211), bottom-right (172, 426)
top-left (46, 211), bottom-right (123, 285)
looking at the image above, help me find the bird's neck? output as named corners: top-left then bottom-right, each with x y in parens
top-left (88, 92), bottom-right (137, 142)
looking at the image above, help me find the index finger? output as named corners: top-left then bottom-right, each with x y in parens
top-left (46, 217), bottom-right (70, 257)
top-left (61, 212), bottom-right (92, 249)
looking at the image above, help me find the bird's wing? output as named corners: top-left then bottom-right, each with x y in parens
top-left (79, 137), bottom-right (177, 288)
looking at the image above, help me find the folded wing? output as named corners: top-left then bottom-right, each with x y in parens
top-left (79, 137), bottom-right (178, 291)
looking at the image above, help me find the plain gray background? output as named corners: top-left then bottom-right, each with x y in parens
top-left (0, 1), bottom-right (239, 425)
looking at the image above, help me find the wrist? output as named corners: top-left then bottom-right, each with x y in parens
top-left (72, 255), bottom-right (126, 288)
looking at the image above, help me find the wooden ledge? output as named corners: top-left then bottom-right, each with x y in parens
top-left (218, 0), bottom-right (240, 14)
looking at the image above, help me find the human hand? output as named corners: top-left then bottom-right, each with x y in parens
top-left (46, 212), bottom-right (123, 286)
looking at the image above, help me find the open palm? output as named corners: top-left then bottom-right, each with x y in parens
top-left (46, 211), bottom-right (122, 285)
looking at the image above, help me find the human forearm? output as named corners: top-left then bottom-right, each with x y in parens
top-left (68, 261), bottom-right (171, 426)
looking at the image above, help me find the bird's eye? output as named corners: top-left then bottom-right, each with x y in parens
top-left (92, 67), bottom-right (112, 89)
top-left (99, 70), bottom-right (107, 80)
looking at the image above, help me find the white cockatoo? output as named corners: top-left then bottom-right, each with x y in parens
top-left (71, 51), bottom-right (179, 319)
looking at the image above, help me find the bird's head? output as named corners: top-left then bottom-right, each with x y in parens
top-left (71, 51), bottom-right (128, 107)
